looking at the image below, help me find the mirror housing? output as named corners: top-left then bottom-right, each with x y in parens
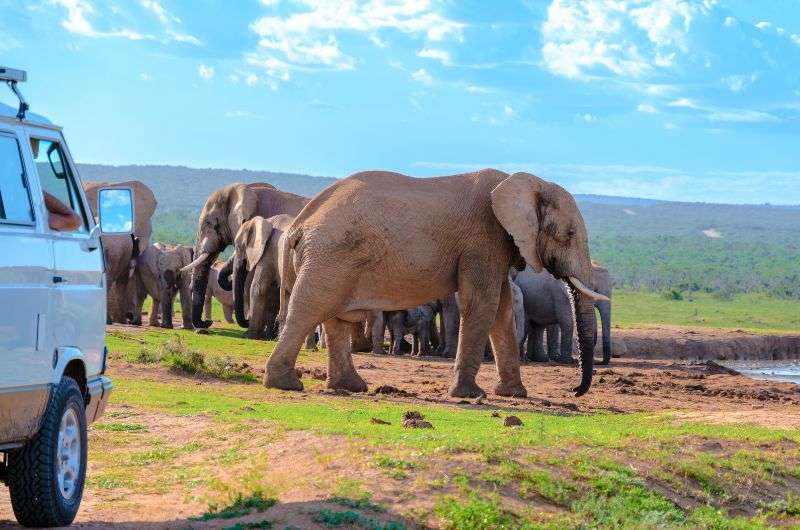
top-left (97, 187), bottom-right (134, 235)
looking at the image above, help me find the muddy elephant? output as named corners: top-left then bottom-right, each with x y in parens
top-left (591, 262), bottom-right (613, 365)
top-left (181, 183), bottom-right (308, 330)
top-left (232, 214), bottom-right (294, 339)
top-left (84, 180), bottom-right (157, 323)
top-left (133, 243), bottom-right (165, 326)
top-left (269, 169), bottom-right (607, 398)
top-left (204, 260), bottom-right (235, 324)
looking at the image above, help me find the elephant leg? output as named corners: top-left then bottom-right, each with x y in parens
top-left (203, 290), bottom-right (213, 322)
top-left (304, 332), bottom-right (318, 350)
top-left (245, 270), bottom-right (270, 339)
top-left (161, 287), bottom-right (175, 329)
top-left (429, 314), bottom-right (440, 352)
top-left (369, 311), bottom-right (387, 355)
top-left (489, 281), bottom-right (527, 396)
top-left (265, 270), bottom-right (347, 391)
top-left (420, 322), bottom-right (432, 355)
top-left (441, 293), bottom-right (459, 358)
top-left (222, 303), bottom-right (234, 324)
top-left (350, 321), bottom-right (371, 353)
top-left (598, 300), bottom-right (612, 365)
top-left (450, 259), bottom-right (503, 399)
top-left (149, 296), bottom-right (161, 327)
top-left (530, 325), bottom-right (548, 362)
top-left (179, 277), bottom-right (194, 330)
top-left (263, 292), bottom-right (280, 340)
top-left (412, 331), bottom-right (419, 356)
top-left (551, 319), bottom-right (575, 364)
top-left (546, 324), bottom-right (560, 359)
top-left (324, 317), bottom-right (368, 392)
top-left (318, 325), bottom-right (327, 349)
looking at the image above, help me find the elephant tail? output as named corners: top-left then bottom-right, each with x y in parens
top-left (277, 227), bottom-right (302, 329)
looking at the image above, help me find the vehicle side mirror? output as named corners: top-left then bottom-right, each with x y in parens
top-left (97, 188), bottom-right (134, 235)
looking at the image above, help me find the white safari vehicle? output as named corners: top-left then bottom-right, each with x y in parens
top-left (0, 67), bottom-right (133, 527)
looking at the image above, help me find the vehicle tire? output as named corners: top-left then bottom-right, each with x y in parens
top-left (7, 376), bottom-right (87, 527)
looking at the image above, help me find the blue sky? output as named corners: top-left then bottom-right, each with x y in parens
top-left (2, 0), bottom-right (799, 204)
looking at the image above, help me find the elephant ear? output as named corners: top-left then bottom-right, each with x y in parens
top-left (228, 185), bottom-right (258, 233)
top-left (490, 172), bottom-right (544, 273)
top-left (245, 218), bottom-right (274, 268)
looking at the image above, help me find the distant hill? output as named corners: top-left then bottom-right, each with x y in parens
top-left (77, 164), bottom-right (337, 210)
top-left (77, 163), bottom-right (799, 298)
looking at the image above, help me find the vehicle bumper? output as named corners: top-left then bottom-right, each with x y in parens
top-left (85, 375), bottom-right (112, 423)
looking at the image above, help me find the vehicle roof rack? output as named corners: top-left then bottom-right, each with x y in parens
top-left (0, 67), bottom-right (29, 120)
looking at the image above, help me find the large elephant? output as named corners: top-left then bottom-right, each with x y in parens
top-left (268, 169), bottom-right (607, 398)
top-left (514, 266), bottom-right (576, 364)
top-left (84, 180), bottom-right (157, 323)
top-left (181, 183), bottom-right (308, 330)
top-left (232, 214), bottom-right (294, 339)
top-left (591, 262), bottom-right (613, 365)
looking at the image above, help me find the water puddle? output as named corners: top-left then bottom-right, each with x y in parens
top-left (722, 360), bottom-right (800, 385)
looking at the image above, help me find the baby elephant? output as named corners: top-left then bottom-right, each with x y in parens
top-left (385, 304), bottom-right (437, 356)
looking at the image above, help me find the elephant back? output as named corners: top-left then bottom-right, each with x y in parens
top-left (84, 180), bottom-right (158, 249)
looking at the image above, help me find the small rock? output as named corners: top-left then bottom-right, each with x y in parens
top-left (194, 328), bottom-right (209, 335)
top-left (504, 415), bottom-right (523, 427)
top-left (473, 396), bottom-right (484, 405)
top-left (308, 368), bottom-right (327, 381)
top-left (403, 418), bottom-right (433, 429)
top-left (615, 376), bottom-right (635, 386)
top-left (358, 362), bottom-right (377, 369)
top-left (240, 405), bottom-right (256, 412)
top-left (373, 385), bottom-right (416, 397)
top-left (370, 418), bottom-right (391, 425)
top-left (490, 411), bottom-right (500, 418)
top-left (295, 368), bottom-right (304, 378)
top-left (402, 410), bottom-right (424, 421)
top-left (562, 403), bottom-right (579, 411)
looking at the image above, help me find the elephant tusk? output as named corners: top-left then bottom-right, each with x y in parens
top-left (568, 276), bottom-right (610, 302)
top-left (180, 252), bottom-right (209, 273)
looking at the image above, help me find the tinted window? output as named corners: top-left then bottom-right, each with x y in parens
top-left (32, 138), bottom-right (89, 233)
top-left (0, 135), bottom-right (34, 224)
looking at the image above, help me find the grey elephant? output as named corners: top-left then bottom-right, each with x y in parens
top-left (232, 214), bottom-right (294, 339)
top-left (269, 169), bottom-right (607, 398)
top-left (591, 261), bottom-right (613, 365)
top-left (181, 183), bottom-right (308, 330)
top-left (84, 180), bottom-right (157, 324)
top-left (385, 303), bottom-right (437, 356)
top-left (514, 266), bottom-right (576, 364)
top-left (158, 244), bottom-right (195, 329)
top-left (509, 278), bottom-right (526, 355)
top-left (204, 260), bottom-right (235, 324)
top-left (133, 243), bottom-right (166, 326)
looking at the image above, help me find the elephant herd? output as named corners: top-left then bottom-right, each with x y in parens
top-left (93, 169), bottom-right (614, 399)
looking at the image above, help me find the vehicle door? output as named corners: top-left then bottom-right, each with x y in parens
top-left (0, 128), bottom-right (53, 443)
top-left (29, 134), bottom-right (105, 376)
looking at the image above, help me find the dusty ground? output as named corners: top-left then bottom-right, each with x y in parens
top-left (2, 324), bottom-right (799, 529)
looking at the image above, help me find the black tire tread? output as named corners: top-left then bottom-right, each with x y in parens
top-left (7, 376), bottom-right (86, 527)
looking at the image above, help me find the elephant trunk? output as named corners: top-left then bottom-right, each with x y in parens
top-left (217, 256), bottom-right (234, 291)
top-left (572, 289), bottom-right (596, 397)
top-left (190, 257), bottom-right (215, 329)
top-left (233, 254), bottom-right (249, 329)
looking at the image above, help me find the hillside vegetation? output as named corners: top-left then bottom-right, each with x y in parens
top-left (79, 164), bottom-right (800, 299)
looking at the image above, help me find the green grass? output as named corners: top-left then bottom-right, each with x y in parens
top-left (613, 290), bottom-right (800, 333)
top-left (192, 490), bottom-right (277, 521)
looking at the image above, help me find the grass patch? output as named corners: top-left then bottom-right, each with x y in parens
top-left (93, 421), bottom-right (147, 432)
top-left (435, 493), bottom-right (515, 530)
top-left (192, 490), bottom-right (277, 521)
top-left (223, 521), bottom-right (273, 530)
top-left (312, 508), bottom-right (405, 529)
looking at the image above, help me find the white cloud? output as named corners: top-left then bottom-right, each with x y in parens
top-left (503, 104), bottom-right (514, 117)
top-left (465, 84), bottom-right (491, 94)
top-left (575, 112), bottom-right (597, 123)
top-left (417, 47), bottom-right (451, 65)
top-left (668, 97), bottom-right (779, 123)
top-left (52, 0), bottom-right (155, 40)
top-left (723, 16), bottom-right (735, 27)
top-left (791, 34), bottom-right (800, 46)
top-left (248, 0), bottom-right (463, 81)
top-left (664, 122), bottom-right (677, 129)
top-left (754, 21), bottom-right (771, 30)
top-left (541, 0), bottom-right (716, 81)
top-left (411, 68), bottom-right (433, 84)
top-left (245, 74), bottom-right (259, 86)
top-left (139, 72), bottom-right (152, 81)
top-left (229, 74), bottom-right (240, 83)
top-left (721, 74), bottom-right (756, 92)
top-left (369, 34), bottom-right (388, 48)
top-left (141, 0), bottom-right (202, 45)
top-left (668, 97), bottom-right (699, 109)
top-left (198, 64), bottom-right (214, 80)
top-left (637, 103), bottom-right (658, 113)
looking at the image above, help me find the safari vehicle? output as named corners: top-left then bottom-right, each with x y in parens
top-left (0, 67), bottom-right (133, 527)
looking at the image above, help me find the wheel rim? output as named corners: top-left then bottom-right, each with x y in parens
top-left (57, 406), bottom-right (81, 500)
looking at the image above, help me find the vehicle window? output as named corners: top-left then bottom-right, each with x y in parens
top-left (32, 138), bottom-right (89, 233)
top-left (0, 134), bottom-right (34, 224)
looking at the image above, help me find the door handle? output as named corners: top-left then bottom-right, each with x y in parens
top-left (53, 276), bottom-right (66, 284)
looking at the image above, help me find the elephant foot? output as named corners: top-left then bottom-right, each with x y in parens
top-left (328, 372), bottom-right (368, 393)
top-left (351, 336), bottom-right (372, 353)
top-left (442, 348), bottom-right (457, 359)
top-left (494, 381), bottom-right (528, 398)
top-left (598, 358), bottom-right (611, 366)
top-left (161, 322), bottom-right (174, 330)
top-left (182, 321), bottom-right (194, 331)
top-left (449, 378), bottom-right (486, 399)
top-left (529, 354), bottom-right (549, 363)
top-left (372, 347), bottom-right (388, 356)
top-left (264, 365), bottom-right (304, 391)
top-left (551, 354), bottom-right (576, 365)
